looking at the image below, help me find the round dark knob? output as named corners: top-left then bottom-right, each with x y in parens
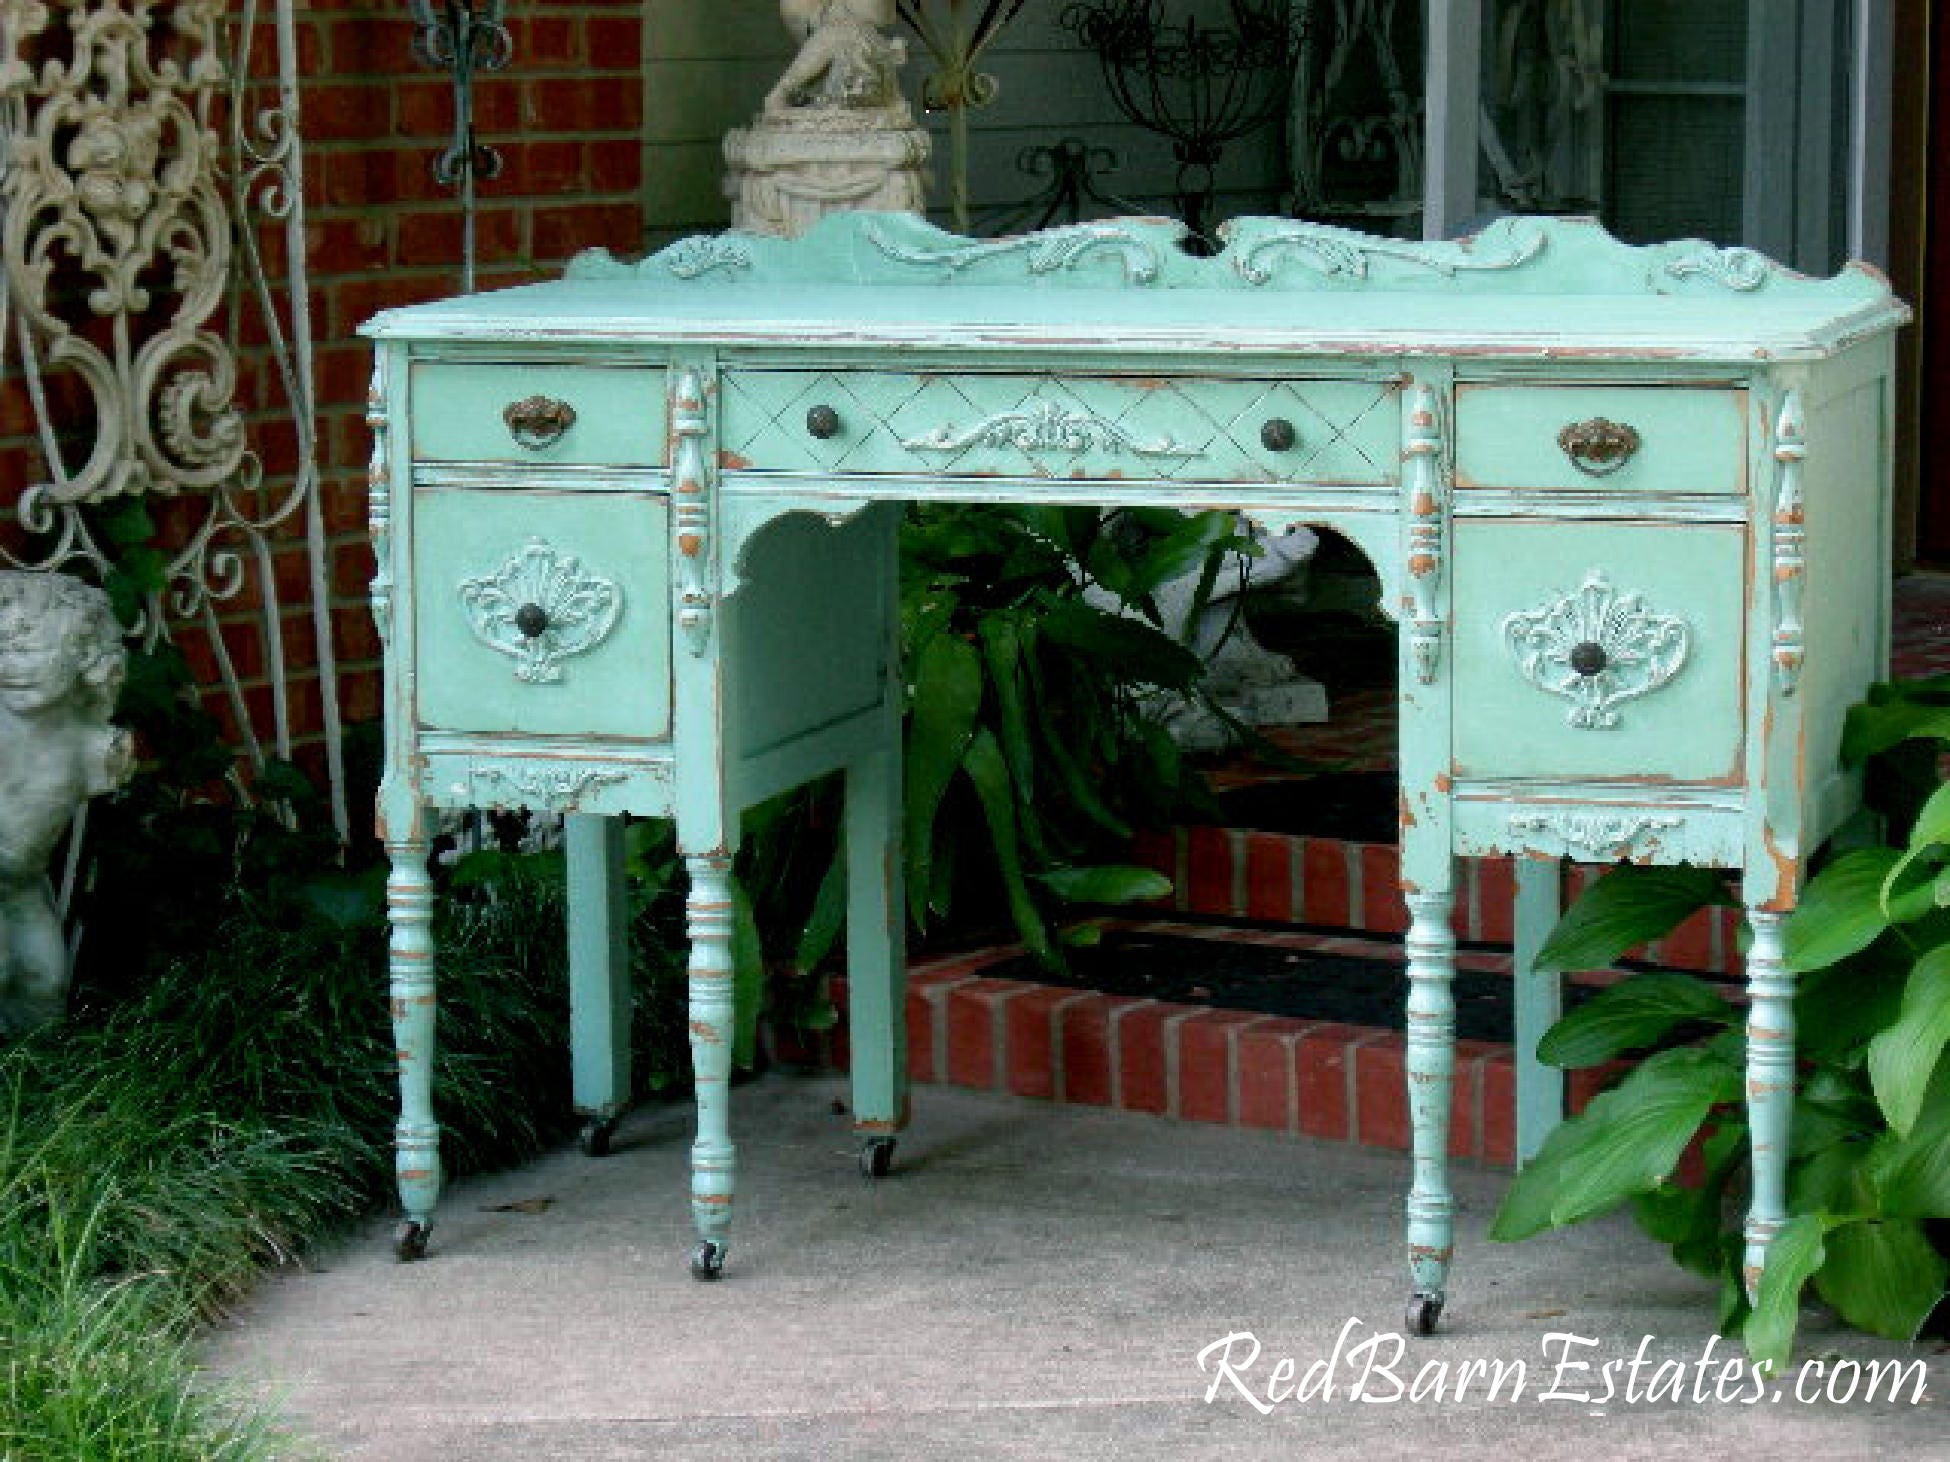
top-left (1260, 417), bottom-right (1297, 452)
top-left (515, 602), bottom-right (550, 639)
top-left (1569, 640), bottom-right (1608, 677)
top-left (806, 404), bottom-right (842, 440)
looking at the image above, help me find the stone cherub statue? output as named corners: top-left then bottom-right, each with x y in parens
top-left (0, 572), bottom-right (133, 1036)
top-left (724, 0), bottom-right (931, 236)
top-left (766, 0), bottom-right (909, 114)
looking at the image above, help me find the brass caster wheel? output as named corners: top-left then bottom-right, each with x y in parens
top-left (690, 1239), bottom-right (726, 1282)
top-left (1406, 1293), bottom-right (1443, 1337)
top-left (393, 1220), bottom-right (431, 1263)
top-left (579, 1117), bottom-right (619, 1158)
top-left (859, 1136), bottom-right (896, 1179)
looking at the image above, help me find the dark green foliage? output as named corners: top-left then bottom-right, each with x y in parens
top-left (892, 503), bottom-right (1234, 964)
top-left (1493, 674), bottom-right (1950, 1369)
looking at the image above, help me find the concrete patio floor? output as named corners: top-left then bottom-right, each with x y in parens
top-left (205, 1076), bottom-right (1950, 1460)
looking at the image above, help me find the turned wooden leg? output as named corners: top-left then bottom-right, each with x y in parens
top-left (1742, 906), bottom-right (1795, 1298)
top-left (567, 814), bottom-right (631, 1156)
top-left (685, 854), bottom-right (737, 1279)
top-left (386, 833), bottom-right (440, 1261)
top-left (1404, 885), bottom-right (1457, 1334)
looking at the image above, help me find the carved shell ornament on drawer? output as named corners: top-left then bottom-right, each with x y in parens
top-left (1502, 570), bottom-right (1690, 729)
top-left (458, 538), bottom-right (622, 683)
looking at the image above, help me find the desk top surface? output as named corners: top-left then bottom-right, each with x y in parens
top-left (367, 215), bottom-right (1906, 365)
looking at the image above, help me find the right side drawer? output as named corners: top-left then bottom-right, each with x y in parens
top-left (1454, 385), bottom-right (1748, 495)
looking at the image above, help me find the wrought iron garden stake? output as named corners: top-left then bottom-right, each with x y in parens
top-left (408, 0), bottom-right (512, 292)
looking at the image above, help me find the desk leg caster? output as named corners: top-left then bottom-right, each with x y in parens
top-left (690, 1239), bottom-right (727, 1282)
top-left (579, 1116), bottom-right (620, 1158)
top-left (858, 1136), bottom-right (896, 1179)
top-left (1406, 1293), bottom-right (1443, 1336)
top-left (393, 1220), bottom-right (431, 1263)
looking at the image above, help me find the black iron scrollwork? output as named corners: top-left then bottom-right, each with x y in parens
top-left (408, 0), bottom-right (513, 292)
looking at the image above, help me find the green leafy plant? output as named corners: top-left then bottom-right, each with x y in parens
top-left (1491, 673), bottom-right (1950, 1370)
top-left (893, 502), bottom-right (1243, 965)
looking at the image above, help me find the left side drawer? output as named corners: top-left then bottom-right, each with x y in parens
top-left (411, 488), bottom-right (672, 740)
top-left (410, 362), bottom-right (667, 466)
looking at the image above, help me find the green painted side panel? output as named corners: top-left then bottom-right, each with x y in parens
top-left (411, 488), bottom-right (672, 738)
top-left (720, 371), bottom-right (1400, 485)
top-left (1451, 520), bottom-right (1748, 782)
top-left (1454, 385), bottom-right (1748, 494)
top-left (410, 361), bottom-right (667, 465)
top-left (725, 510), bottom-right (888, 760)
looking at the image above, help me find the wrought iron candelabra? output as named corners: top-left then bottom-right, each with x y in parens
top-left (408, 0), bottom-right (513, 291)
top-left (1061, 0), bottom-right (1306, 248)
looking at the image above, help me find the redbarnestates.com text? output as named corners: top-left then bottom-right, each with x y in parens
top-left (1197, 1323), bottom-right (1929, 1410)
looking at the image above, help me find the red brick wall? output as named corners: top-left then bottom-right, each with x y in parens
top-left (0, 0), bottom-right (645, 795)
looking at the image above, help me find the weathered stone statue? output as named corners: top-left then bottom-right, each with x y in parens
top-left (724, 0), bottom-right (931, 237)
top-left (1085, 522), bottom-right (1327, 753)
top-left (0, 572), bottom-right (133, 1035)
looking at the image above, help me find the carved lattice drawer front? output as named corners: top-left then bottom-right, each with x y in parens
top-left (1453, 385), bottom-right (1748, 494)
top-left (1450, 520), bottom-right (1748, 784)
top-left (718, 370), bottom-right (1400, 485)
top-left (409, 362), bottom-right (667, 466)
top-left (410, 489), bottom-right (671, 739)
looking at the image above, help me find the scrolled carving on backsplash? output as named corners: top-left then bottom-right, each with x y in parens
top-left (0, 0), bottom-right (247, 503)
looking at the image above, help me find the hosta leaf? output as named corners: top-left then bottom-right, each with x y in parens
top-left (1037, 598), bottom-right (1207, 689)
top-left (1812, 1218), bottom-right (1947, 1342)
top-left (961, 727), bottom-right (1054, 966)
top-left (1490, 1046), bottom-right (1739, 1240)
top-left (1841, 700), bottom-right (1950, 764)
top-left (1785, 848), bottom-right (1900, 972)
top-left (1867, 945), bottom-right (1950, 1136)
top-left (1743, 1213), bottom-right (1829, 1373)
top-left (1534, 865), bottom-right (1732, 973)
top-left (794, 851), bottom-right (846, 974)
top-left (902, 630), bottom-right (983, 926)
top-left (1535, 972), bottom-right (1737, 1069)
top-left (1031, 864), bottom-right (1172, 905)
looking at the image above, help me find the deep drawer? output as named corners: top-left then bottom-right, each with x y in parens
top-left (411, 488), bottom-right (671, 740)
top-left (718, 370), bottom-right (1400, 485)
top-left (1450, 520), bottom-right (1748, 784)
top-left (410, 362), bottom-right (667, 466)
top-left (1454, 385), bottom-right (1748, 495)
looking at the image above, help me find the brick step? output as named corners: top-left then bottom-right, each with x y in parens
top-left (784, 928), bottom-right (1660, 1172)
top-left (1131, 826), bottom-right (1745, 975)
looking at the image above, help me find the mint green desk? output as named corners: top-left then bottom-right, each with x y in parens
top-left (362, 215), bottom-right (1906, 1333)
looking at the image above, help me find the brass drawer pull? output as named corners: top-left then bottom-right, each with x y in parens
top-left (503, 395), bottom-right (577, 450)
top-left (1556, 417), bottom-right (1642, 477)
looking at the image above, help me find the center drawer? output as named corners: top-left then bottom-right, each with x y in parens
top-left (718, 370), bottom-right (1399, 485)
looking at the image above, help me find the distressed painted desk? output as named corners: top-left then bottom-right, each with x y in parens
top-left (362, 215), bottom-right (1906, 1333)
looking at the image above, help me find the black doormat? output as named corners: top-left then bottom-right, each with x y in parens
top-left (1212, 769), bottom-right (1400, 843)
top-left (980, 927), bottom-right (1580, 1045)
